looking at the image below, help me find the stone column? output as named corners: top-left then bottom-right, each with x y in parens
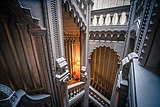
top-left (57, 0), bottom-right (65, 57)
top-left (117, 80), bottom-right (128, 107)
top-left (55, 57), bottom-right (70, 107)
top-left (83, 59), bottom-right (91, 107)
top-left (49, 0), bottom-right (65, 59)
top-left (124, 1), bottom-right (137, 57)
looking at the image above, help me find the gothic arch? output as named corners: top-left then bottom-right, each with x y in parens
top-left (90, 46), bottom-right (120, 99)
top-left (63, 0), bottom-right (86, 30)
top-left (88, 45), bottom-right (120, 60)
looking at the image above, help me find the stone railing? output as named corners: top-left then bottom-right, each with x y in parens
top-left (90, 5), bottom-right (130, 26)
top-left (89, 86), bottom-right (110, 107)
top-left (68, 82), bottom-right (85, 106)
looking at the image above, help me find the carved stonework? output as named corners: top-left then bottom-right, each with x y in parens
top-left (80, 66), bottom-right (87, 81)
top-left (89, 30), bottom-right (126, 41)
top-left (63, 0), bottom-right (87, 29)
top-left (88, 43), bottom-right (123, 59)
top-left (139, 0), bottom-right (160, 66)
top-left (50, 0), bottom-right (62, 58)
top-left (55, 57), bottom-right (69, 107)
top-left (135, 0), bottom-right (157, 55)
top-left (0, 0), bottom-right (53, 98)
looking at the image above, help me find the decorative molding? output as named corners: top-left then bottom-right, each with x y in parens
top-left (139, 0), bottom-right (160, 66)
top-left (88, 44), bottom-right (121, 60)
top-left (89, 30), bottom-right (126, 41)
top-left (50, 0), bottom-right (62, 58)
top-left (89, 25), bottom-right (128, 32)
top-left (55, 57), bottom-right (69, 83)
top-left (63, 0), bottom-right (87, 29)
top-left (135, 0), bottom-right (156, 55)
top-left (80, 66), bottom-right (87, 81)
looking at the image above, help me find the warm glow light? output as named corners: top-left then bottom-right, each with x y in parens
top-left (76, 61), bottom-right (80, 66)
top-left (73, 57), bottom-right (80, 78)
top-left (75, 57), bottom-right (80, 66)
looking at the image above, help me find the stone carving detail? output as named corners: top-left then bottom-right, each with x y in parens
top-left (55, 57), bottom-right (70, 84)
top-left (135, 0), bottom-right (156, 54)
top-left (80, 66), bottom-right (87, 81)
top-left (139, 0), bottom-right (160, 65)
top-left (88, 45), bottom-right (121, 60)
top-left (63, 0), bottom-right (87, 28)
top-left (89, 31), bottom-right (126, 41)
top-left (0, 84), bottom-right (13, 97)
top-left (50, 0), bottom-right (61, 58)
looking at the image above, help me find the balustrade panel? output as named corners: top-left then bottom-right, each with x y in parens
top-left (68, 82), bottom-right (85, 100)
top-left (90, 5), bottom-right (130, 26)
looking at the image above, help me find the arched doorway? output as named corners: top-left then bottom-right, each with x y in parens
top-left (62, 2), bottom-right (85, 84)
top-left (90, 46), bottom-right (120, 100)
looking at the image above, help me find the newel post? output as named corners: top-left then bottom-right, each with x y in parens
top-left (55, 57), bottom-right (69, 107)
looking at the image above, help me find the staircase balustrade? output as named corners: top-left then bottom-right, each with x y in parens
top-left (89, 86), bottom-right (110, 107)
top-left (90, 5), bottom-right (130, 26)
top-left (67, 82), bottom-right (85, 106)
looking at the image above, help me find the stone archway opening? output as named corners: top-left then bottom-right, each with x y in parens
top-left (62, 3), bottom-right (81, 85)
top-left (90, 46), bottom-right (120, 100)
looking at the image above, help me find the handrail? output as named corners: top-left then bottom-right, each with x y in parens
top-left (69, 90), bottom-right (85, 106)
top-left (67, 82), bottom-right (85, 106)
top-left (90, 5), bottom-right (130, 26)
top-left (68, 82), bottom-right (85, 90)
top-left (89, 86), bottom-right (110, 106)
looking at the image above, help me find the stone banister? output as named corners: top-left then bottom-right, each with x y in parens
top-left (91, 5), bottom-right (130, 26)
top-left (67, 82), bottom-right (85, 106)
top-left (89, 86), bottom-right (110, 107)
